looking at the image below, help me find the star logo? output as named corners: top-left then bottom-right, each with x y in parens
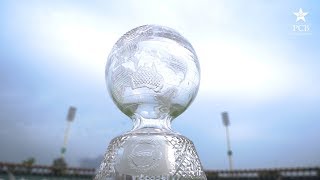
top-left (293, 8), bottom-right (308, 22)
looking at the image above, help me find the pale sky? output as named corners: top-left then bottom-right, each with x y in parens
top-left (1, 0), bottom-right (320, 170)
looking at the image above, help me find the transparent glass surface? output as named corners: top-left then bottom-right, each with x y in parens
top-left (95, 25), bottom-right (206, 180)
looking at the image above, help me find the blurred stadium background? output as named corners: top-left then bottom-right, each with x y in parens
top-left (1, 0), bottom-right (320, 179)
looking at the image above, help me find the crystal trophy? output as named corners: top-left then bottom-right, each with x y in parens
top-left (95, 25), bottom-right (206, 180)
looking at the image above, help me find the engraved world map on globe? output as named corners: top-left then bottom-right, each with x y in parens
top-left (106, 25), bottom-right (200, 120)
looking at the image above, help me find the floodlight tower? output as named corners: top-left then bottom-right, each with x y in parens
top-left (221, 111), bottom-right (233, 171)
top-left (61, 106), bottom-right (77, 158)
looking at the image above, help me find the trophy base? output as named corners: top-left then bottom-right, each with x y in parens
top-left (95, 131), bottom-right (207, 180)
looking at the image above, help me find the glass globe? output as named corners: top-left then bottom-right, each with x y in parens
top-left (106, 25), bottom-right (200, 122)
top-left (95, 25), bottom-right (206, 180)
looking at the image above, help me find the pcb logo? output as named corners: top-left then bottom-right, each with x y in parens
top-left (291, 8), bottom-right (311, 35)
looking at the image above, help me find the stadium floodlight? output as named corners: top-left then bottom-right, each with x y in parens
top-left (221, 111), bottom-right (233, 171)
top-left (61, 106), bottom-right (77, 158)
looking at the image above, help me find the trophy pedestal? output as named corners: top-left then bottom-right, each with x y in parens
top-left (95, 130), bottom-right (206, 179)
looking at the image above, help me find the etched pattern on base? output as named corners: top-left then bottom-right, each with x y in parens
top-left (165, 135), bottom-right (206, 179)
top-left (94, 135), bottom-right (128, 180)
top-left (95, 134), bottom-right (206, 180)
